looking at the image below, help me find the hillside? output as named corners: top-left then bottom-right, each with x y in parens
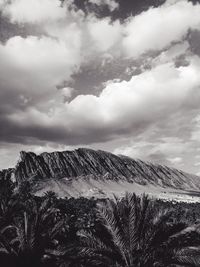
top-left (1, 148), bottom-right (200, 200)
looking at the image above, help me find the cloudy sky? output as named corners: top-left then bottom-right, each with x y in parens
top-left (1, 0), bottom-right (200, 174)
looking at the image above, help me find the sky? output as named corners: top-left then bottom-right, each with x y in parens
top-left (1, 0), bottom-right (200, 174)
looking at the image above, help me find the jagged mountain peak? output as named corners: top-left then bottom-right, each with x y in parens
top-left (19, 150), bottom-right (36, 161)
top-left (1, 148), bottom-right (200, 199)
top-left (13, 148), bottom-right (199, 187)
top-left (19, 148), bottom-right (109, 159)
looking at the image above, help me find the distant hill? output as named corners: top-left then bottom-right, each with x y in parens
top-left (1, 148), bottom-right (200, 200)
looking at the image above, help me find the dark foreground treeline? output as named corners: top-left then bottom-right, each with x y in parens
top-left (1, 180), bottom-right (200, 266)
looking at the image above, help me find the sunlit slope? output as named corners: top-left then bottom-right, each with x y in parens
top-left (4, 148), bottom-right (198, 199)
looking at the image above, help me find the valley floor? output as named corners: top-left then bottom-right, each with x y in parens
top-left (34, 177), bottom-right (200, 203)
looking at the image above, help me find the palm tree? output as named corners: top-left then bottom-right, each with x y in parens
top-left (44, 191), bottom-right (58, 206)
top-left (79, 193), bottom-right (200, 267)
top-left (0, 197), bottom-right (20, 229)
top-left (0, 198), bottom-right (64, 267)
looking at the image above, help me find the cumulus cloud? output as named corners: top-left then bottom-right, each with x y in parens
top-left (63, 57), bottom-right (200, 133)
top-left (2, 0), bottom-right (200, 60)
top-left (1, 35), bottom-right (81, 76)
top-left (88, 17), bottom-right (122, 53)
top-left (1, 0), bottom-right (66, 23)
top-left (2, 56), bottom-right (200, 148)
top-left (0, 34), bottom-right (82, 116)
top-left (123, 0), bottom-right (200, 58)
top-left (1, 0), bottom-right (200, 173)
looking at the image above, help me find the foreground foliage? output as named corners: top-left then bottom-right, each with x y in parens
top-left (80, 194), bottom-right (200, 267)
top-left (1, 180), bottom-right (200, 266)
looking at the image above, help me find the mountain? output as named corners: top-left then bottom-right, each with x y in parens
top-left (1, 148), bottom-right (199, 200)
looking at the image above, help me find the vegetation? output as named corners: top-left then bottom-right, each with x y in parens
top-left (1, 180), bottom-right (200, 266)
top-left (80, 194), bottom-right (200, 267)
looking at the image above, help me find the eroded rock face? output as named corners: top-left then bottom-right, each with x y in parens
top-left (15, 151), bottom-right (51, 183)
top-left (11, 148), bottom-right (200, 191)
top-left (0, 168), bottom-right (14, 182)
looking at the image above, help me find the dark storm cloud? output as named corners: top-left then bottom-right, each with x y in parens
top-left (0, 111), bottom-right (120, 146)
top-left (73, 0), bottom-right (200, 20)
top-left (67, 57), bottom-right (145, 98)
top-left (73, 0), bottom-right (167, 19)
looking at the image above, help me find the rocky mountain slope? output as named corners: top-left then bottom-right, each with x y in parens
top-left (1, 148), bottom-right (200, 199)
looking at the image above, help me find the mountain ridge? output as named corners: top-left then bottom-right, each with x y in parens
top-left (1, 148), bottom-right (200, 199)
top-left (11, 148), bottom-right (200, 187)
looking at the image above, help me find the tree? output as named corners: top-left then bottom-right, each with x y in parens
top-left (0, 198), bottom-right (63, 267)
top-left (80, 193), bottom-right (200, 267)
